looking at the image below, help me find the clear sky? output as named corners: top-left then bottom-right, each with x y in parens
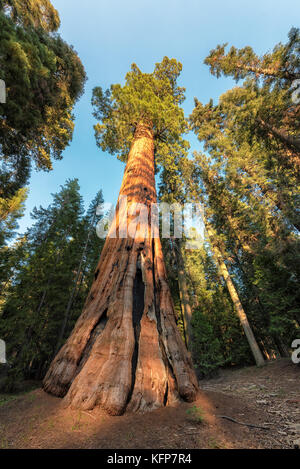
top-left (16, 0), bottom-right (300, 234)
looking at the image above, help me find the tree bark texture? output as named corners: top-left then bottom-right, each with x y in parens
top-left (43, 122), bottom-right (198, 415)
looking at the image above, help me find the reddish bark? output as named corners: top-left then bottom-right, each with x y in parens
top-left (43, 122), bottom-right (198, 414)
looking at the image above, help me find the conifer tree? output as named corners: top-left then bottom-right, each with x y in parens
top-left (0, 0), bottom-right (86, 202)
top-left (203, 28), bottom-right (300, 173)
top-left (189, 30), bottom-right (300, 358)
top-left (158, 153), bottom-right (194, 350)
top-left (43, 58), bottom-right (198, 415)
top-left (54, 190), bottom-right (105, 355)
top-left (0, 179), bottom-right (104, 385)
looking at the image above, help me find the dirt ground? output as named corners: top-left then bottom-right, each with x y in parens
top-left (0, 359), bottom-right (299, 449)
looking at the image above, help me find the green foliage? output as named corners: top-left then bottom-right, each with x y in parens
top-left (204, 27), bottom-right (300, 83)
top-left (0, 189), bottom-right (28, 310)
top-left (0, 11), bottom-right (86, 173)
top-left (0, 0), bottom-right (60, 32)
top-left (92, 56), bottom-right (189, 165)
top-left (0, 1), bottom-right (86, 209)
top-left (186, 405), bottom-right (206, 424)
top-left (188, 28), bottom-right (300, 364)
top-left (197, 28), bottom-right (300, 175)
top-left (191, 308), bottom-right (224, 377)
top-left (0, 180), bottom-right (105, 388)
top-left (186, 246), bottom-right (254, 371)
top-left (0, 0), bottom-right (86, 298)
top-left (0, 187), bottom-right (27, 244)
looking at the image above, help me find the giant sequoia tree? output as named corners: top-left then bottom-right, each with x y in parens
top-left (43, 58), bottom-right (198, 415)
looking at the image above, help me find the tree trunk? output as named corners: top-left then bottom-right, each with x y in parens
top-left (273, 337), bottom-right (290, 358)
top-left (258, 118), bottom-right (300, 161)
top-left (205, 222), bottom-right (265, 367)
top-left (175, 239), bottom-right (193, 350)
top-left (43, 122), bottom-right (198, 415)
top-left (235, 63), bottom-right (299, 81)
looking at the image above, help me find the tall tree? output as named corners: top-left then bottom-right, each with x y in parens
top-left (203, 28), bottom-right (300, 174)
top-left (184, 244), bottom-right (253, 375)
top-left (175, 238), bottom-right (193, 349)
top-left (204, 218), bottom-right (265, 367)
top-left (157, 152), bottom-right (194, 350)
top-left (43, 58), bottom-right (198, 415)
top-left (54, 190), bottom-right (105, 356)
top-left (189, 31), bottom-right (300, 358)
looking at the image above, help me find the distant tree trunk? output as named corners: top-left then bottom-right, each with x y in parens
top-left (175, 239), bottom-right (193, 350)
top-left (232, 250), bottom-right (288, 359)
top-left (43, 122), bottom-right (198, 415)
top-left (258, 118), bottom-right (300, 160)
top-left (205, 221), bottom-right (265, 367)
top-left (273, 337), bottom-right (290, 358)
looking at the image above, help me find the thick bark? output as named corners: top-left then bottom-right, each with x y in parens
top-left (205, 222), bottom-right (265, 367)
top-left (43, 122), bottom-right (198, 414)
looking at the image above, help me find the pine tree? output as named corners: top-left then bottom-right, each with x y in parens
top-left (189, 31), bottom-right (300, 359)
top-left (157, 149), bottom-right (194, 349)
top-left (0, 179), bottom-right (104, 386)
top-left (54, 190), bottom-right (105, 355)
top-left (204, 219), bottom-right (265, 367)
top-left (184, 243), bottom-right (252, 376)
top-left (203, 28), bottom-right (300, 173)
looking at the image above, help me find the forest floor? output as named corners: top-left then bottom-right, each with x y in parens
top-left (0, 358), bottom-right (299, 449)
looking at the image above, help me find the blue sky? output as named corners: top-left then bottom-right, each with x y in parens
top-left (17, 0), bottom-right (300, 234)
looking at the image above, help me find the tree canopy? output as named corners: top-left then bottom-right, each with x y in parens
top-left (92, 57), bottom-right (189, 166)
top-left (0, 0), bottom-right (60, 32)
top-left (0, 0), bottom-right (86, 201)
top-left (186, 28), bottom-right (300, 364)
top-left (199, 28), bottom-right (300, 172)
